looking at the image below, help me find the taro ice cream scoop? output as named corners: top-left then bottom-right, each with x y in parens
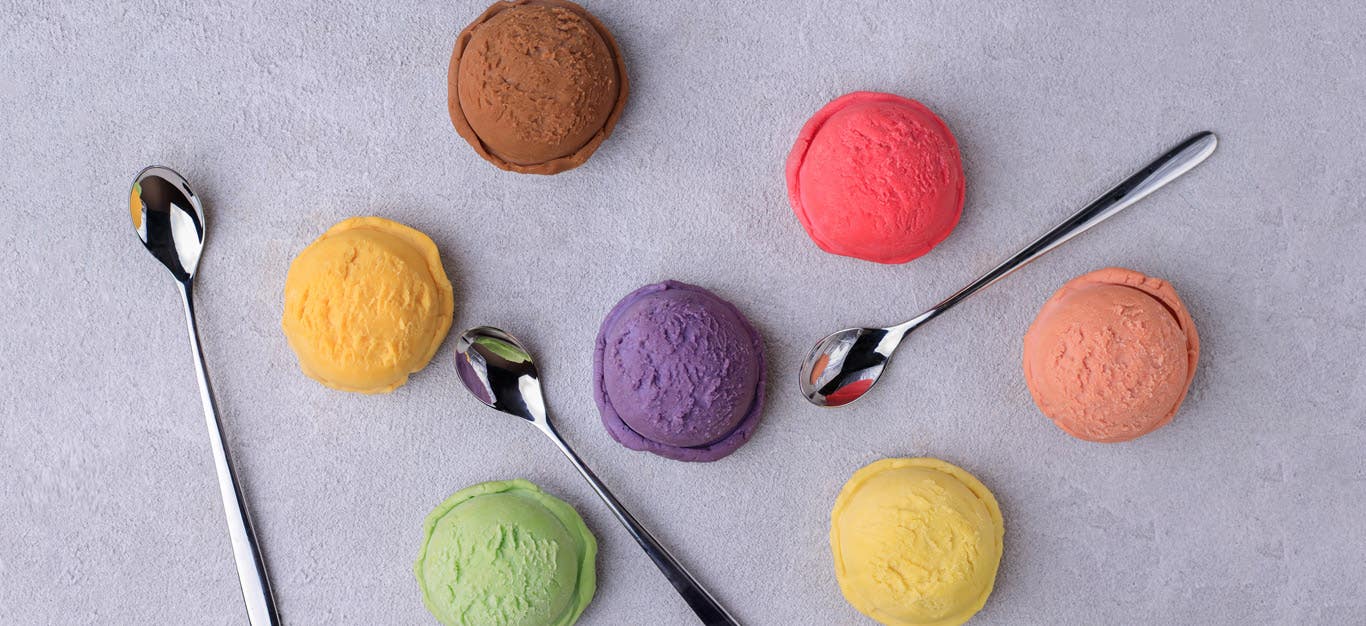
top-left (594, 280), bottom-right (766, 462)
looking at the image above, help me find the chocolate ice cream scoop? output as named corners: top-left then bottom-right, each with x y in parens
top-left (449, 0), bottom-right (628, 175)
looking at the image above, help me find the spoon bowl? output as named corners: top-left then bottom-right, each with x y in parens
top-left (131, 166), bottom-right (204, 282)
top-left (799, 326), bottom-right (902, 407)
top-left (454, 326), bottom-right (545, 422)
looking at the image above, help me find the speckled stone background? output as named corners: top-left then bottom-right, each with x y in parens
top-left (3, 1), bottom-right (1364, 624)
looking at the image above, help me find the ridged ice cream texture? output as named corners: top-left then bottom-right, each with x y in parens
top-left (450, 0), bottom-right (627, 174)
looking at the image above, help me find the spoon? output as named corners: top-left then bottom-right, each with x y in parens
top-left (454, 327), bottom-right (740, 626)
top-left (799, 131), bottom-right (1218, 407)
top-left (130, 166), bottom-right (279, 624)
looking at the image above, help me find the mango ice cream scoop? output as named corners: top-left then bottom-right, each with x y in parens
top-left (282, 217), bottom-right (454, 393)
top-left (415, 480), bottom-right (597, 626)
top-left (831, 458), bottom-right (1004, 626)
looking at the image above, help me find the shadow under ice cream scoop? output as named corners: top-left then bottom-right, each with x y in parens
top-left (594, 281), bottom-right (766, 462)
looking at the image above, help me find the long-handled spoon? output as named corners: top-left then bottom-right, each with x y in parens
top-left (454, 327), bottom-right (740, 626)
top-left (130, 167), bottom-right (279, 624)
top-left (799, 131), bottom-right (1218, 407)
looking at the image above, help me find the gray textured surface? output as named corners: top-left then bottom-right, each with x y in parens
top-left (2, 1), bottom-right (1364, 624)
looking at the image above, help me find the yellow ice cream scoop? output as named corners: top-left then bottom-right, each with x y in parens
top-left (282, 217), bottom-right (454, 393)
top-left (831, 458), bottom-right (1004, 626)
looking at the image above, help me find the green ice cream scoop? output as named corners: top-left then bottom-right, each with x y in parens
top-left (415, 479), bottom-right (597, 626)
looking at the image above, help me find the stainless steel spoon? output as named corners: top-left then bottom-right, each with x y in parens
top-left (799, 131), bottom-right (1218, 407)
top-left (130, 166), bottom-right (279, 624)
top-left (454, 327), bottom-right (740, 626)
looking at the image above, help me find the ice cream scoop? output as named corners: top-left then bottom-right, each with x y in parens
top-left (594, 281), bottom-right (766, 462)
top-left (831, 458), bottom-right (1004, 626)
top-left (415, 479), bottom-right (597, 626)
top-left (129, 166), bottom-right (277, 624)
top-left (787, 92), bottom-right (965, 264)
top-left (282, 217), bottom-right (454, 393)
top-left (449, 0), bottom-right (628, 174)
top-left (453, 327), bottom-right (740, 624)
top-left (1023, 267), bottom-right (1199, 442)
top-left (800, 132), bottom-right (1217, 407)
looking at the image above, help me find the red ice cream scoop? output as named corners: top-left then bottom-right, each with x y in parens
top-left (786, 91), bottom-right (965, 264)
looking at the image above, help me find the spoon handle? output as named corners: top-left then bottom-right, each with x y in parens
top-left (541, 423), bottom-right (740, 626)
top-left (901, 131), bottom-right (1218, 333)
top-left (179, 282), bottom-right (280, 625)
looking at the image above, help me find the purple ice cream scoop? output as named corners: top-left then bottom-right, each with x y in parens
top-left (593, 280), bottom-right (766, 462)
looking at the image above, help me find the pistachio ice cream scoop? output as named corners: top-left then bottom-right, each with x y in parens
top-left (415, 480), bottom-right (597, 626)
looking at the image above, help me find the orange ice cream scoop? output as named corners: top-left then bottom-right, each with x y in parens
top-left (1023, 267), bottom-right (1199, 442)
top-left (282, 217), bottom-right (454, 394)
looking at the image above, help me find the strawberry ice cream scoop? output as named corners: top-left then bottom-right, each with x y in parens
top-left (786, 92), bottom-right (965, 264)
top-left (1023, 267), bottom-right (1200, 443)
